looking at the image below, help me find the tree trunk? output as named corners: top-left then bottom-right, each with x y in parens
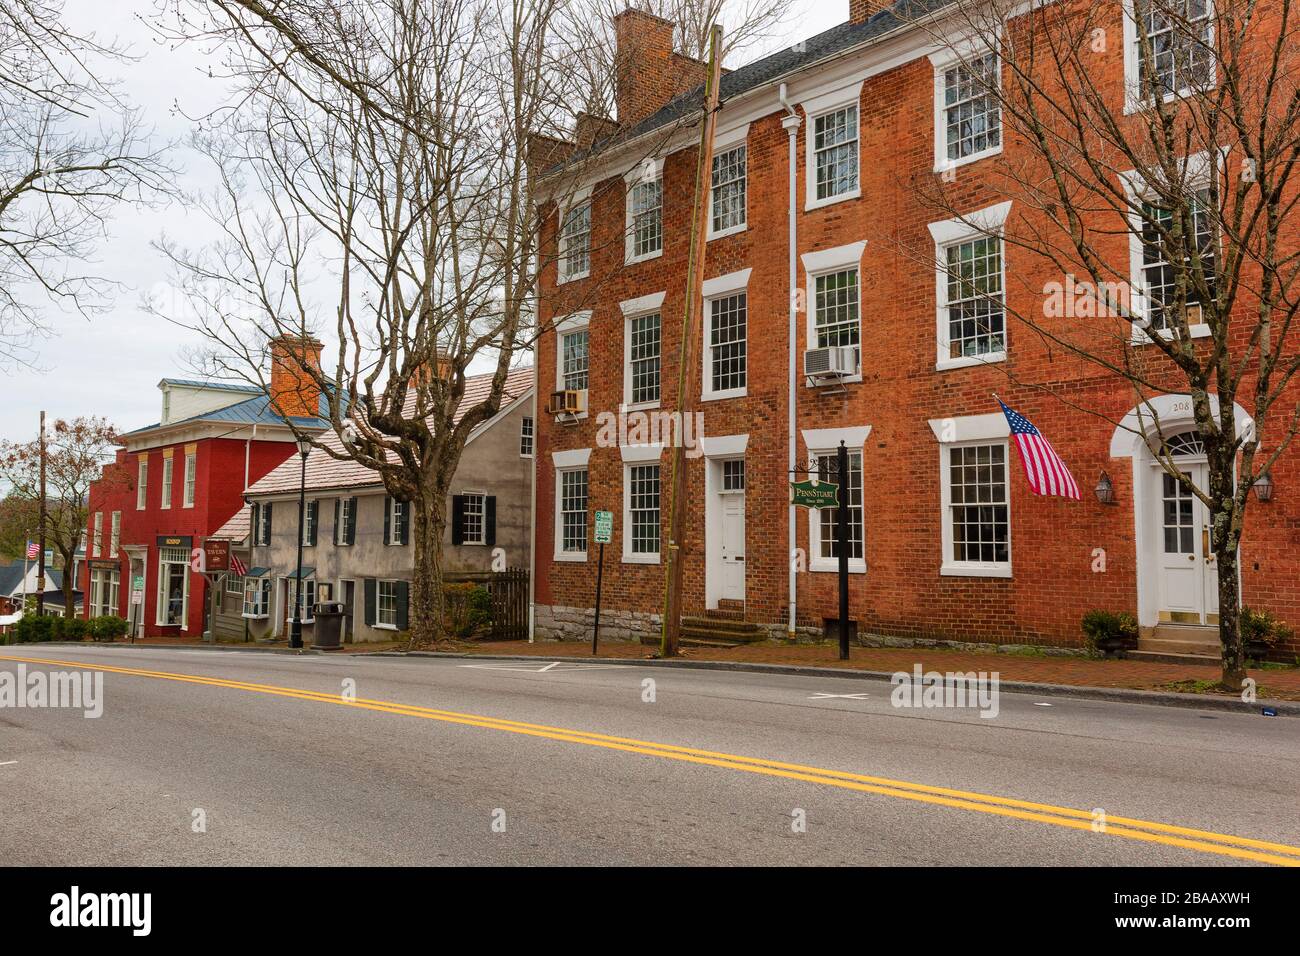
top-left (1216, 545), bottom-right (1245, 687)
top-left (408, 490), bottom-right (447, 647)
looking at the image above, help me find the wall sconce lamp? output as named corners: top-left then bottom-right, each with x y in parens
top-left (1254, 472), bottom-right (1274, 503)
top-left (1094, 471), bottom-right (1116, 505)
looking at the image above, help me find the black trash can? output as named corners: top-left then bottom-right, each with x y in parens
top-left (312, 601), bottom-right (345, 650)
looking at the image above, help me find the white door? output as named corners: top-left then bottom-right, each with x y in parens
top-left (1157, 463), bottom-right (1217, 624)
top-left (717, 460), bottom-right (745, 602)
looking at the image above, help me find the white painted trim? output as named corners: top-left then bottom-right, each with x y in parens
top-left (554, 312), bottom-right (591, 420)
top-left (802, 241), bottom-right (867, 385)
top-left (556, 193), bottom-right (592, 285)
top-left (1108, 395), bottom-right (1254, 458)
top-left (707, 136), bottom-right (749, 241)
top-left (623, 301), bottom-right (663, 409)
top-left (1121, 0), bottom-right (1218, 116)
top-left (800, 240), bottom-right (867, 274)
top-left (927, 413), bottom-right (1009, 444)
top-left (802, 425), bottom-right (872, 451)
top-left (927, 200), bottom-right (1012, 245)
top-left (937, 437), bottom-right (1013, 579)
top-left (800, 433), bottom-right (869, 575)
top-left (622, 460), bottom-right (662, 565)
top-left (700, 434), bottom-right (749, 458)
top-left (551, 447), bottom-right (591, 468)
top-left (618, 291), bottom-right (666, 316)
top-left (802, 81), bottom-right (864, 211)
top-left (713, 123), bottom-right (750, 152)
top-left (929, 38), bottom-right (1003, 173)
top-left (702, 269), bottom-right (752, 402)
top-left (620, 443), bottom-right (664, 463)
top-left (702, 268), bottom-right (751, 298)
top-left (929, 201), bottom-right (1011, 370)
top-left (624, 159), bottom-right (665, 266)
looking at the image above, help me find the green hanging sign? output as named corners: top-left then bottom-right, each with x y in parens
top-left (789, 479), bottom-right (839, 509)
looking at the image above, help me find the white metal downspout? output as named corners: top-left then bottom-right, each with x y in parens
top-left (780, 84), bottom-right (801, 640)
top-left (527, 361), bottom-right (538, 642)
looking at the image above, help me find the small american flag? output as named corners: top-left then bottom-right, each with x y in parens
top-left (25, 541), bottom-right (39, 560)
top-left (230, 553), bottom-right (248, 577)
top-left (998, 399), bottom-right (1081, 500)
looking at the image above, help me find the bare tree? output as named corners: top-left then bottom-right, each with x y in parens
top-left (0, 417), bottom-right (121, 617)
top-left (148, 0), bottom-right (579, 645)
top-left (905, 0), bottom-right (1300, 684)
top-left (0, 0), bottom-right (171, 367)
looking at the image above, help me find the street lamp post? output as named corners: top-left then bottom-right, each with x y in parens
top-left (290, 436), bottom-right (311, 650)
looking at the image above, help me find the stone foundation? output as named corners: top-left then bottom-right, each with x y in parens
top-left (534, 604), bottom-right (662, 643)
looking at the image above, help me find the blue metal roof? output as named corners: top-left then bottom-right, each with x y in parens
top-left (123, 389), bottom-right (343, 437)
top-left (160, 378), bottom-right (261, 393)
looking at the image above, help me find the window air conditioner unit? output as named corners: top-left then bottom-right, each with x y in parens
top-left (804, 345), bottom-right (858, 381)
top-left (546, 389), bottom-right (585, 416)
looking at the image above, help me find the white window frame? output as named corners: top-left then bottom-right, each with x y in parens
top-left (183, 451), bottom-right (196, 508)
top-left (701, 269), bottom-right (751, 402)
top-left (242, 577), bottom-right (271, 619)
top-left (554, 311), bottom-right (591, 420)
top-left (226, 572), bottom-right (245, 596)
top-left (624, 158), bottom-right (664, 265)
top-left (802, 241), bottom-right (867, 386)
top-left (386, 497), bottom-right (407, 546)
top-left (92, 512), bottom-right (102, 556)
top-left (460, 491), bottom-right (487, 546)
top-left (553, 449), bottom-right (591, 562)
top-left (929, 43), bottom-right (1003, 173)
top-left (929, 201), bottom-right (1012, 371)
top-left (136, 457), bottom-right (148, 510)
top-left (802, 426), bottom-right (871, 574)
top-left (287, 577), bottom-right (317, 624)
top-left (302, 499), bottom-right (317, 547)
top-left (1122, 152), bottom-right (1217, 344)
top-left (156, 545), bottom-right (191, 627)
top-left (557, 188), bottom-right (592, 284)
top-left (160, 455), bottom-right (173, 509)
top-left (802, 82), bottom-right (863, 211)
top-left (519, 416), bottom-right (534, 458)
top-left (708, 125), bottom-right (750, 240)
top-left (929, 413), bottom-right (1013, 578)
top-left (1122, 0), bottom-right (1217, 115)
top-left (90, 567), bottom-right (119, 617)
top-left (109, 511), bottom-right (120, 558)
top-left (621, 444), bottom-right (663, 565)
top-left (376, 579), bottom-right (400, 629)
top-left (621, 291), bottom-right (666, 410)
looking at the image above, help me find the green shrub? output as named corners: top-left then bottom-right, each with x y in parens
top-left (443, 583), bottom-right (491, 638)
top-left (1081, 609), bottom-right (1138, 656)
top-left (12, 614), bottom-right (53, 644)
top-left (88, 615), bottom-right (129, 642)
top-left (52, 616), bottom-right (88, 642)
top-left (1240, 607), bottom-right (1292, 651)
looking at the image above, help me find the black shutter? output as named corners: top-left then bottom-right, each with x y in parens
top-left (264, 502), bottom-right (273, 543)
top-left (485, 496), bottom-right (497, 547)
top-left (363, 578), bottom-right (376, 626)
top-left (251, 503), bottom-right (259, 544)
top-left (451, 495), bottom-right (465, 545)
top-left (383, 497), bottom-right (392, 545)
top-left (395, 581), bottom-right (409, 630)
top-left (399, 500), bottom-right (410, 545)
top-left (333, 498), bottom-right (341, 545)
top-left (307, 500), bottom-right (318, 546)
top-left (347, 498), bottom-right (357, 544)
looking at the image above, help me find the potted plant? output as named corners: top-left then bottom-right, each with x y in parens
top-left (1081, 610), bottom-right (1138, 657)
top-left (1240, 606), bottom-right (1292, 662)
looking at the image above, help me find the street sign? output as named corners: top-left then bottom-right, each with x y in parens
top-left (790, 479), bottom-right (839, 509)
top-left (203, 538), bottom-right (230, 573)
top-left (594, 510), bottom-right (613, 544)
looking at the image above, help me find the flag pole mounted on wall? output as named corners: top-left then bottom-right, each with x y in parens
top-left (995, 394), bottom-right (1082, 500)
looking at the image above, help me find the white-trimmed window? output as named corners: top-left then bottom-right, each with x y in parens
top-left (109, 511), bottom-right (120, 558)
top-left (626, 163), bottom-right (663, 264)
top-left (90, 568), bottom-right (119, 617)
top-left (933, 50), bottom-right (1001, 168)
top-left (1125, 0), bottom-right (1215, 110)
top-left (624, 462), bottom-right (661, 563)
top-left (460, 492), bottom-right (486, 545)
top-left (710, 144), bottom-right (747, 236)
top-left (242, 577), bottom-right (271, 618)
top-left (136, 457), bottom-right (148, 510)
top-left (161, 456), bottom-right (173, 509)
top-left (627, 311), bottom-right (661, 407)
top-left (558, 200), bottom-right (591, 282)
top-left (944, 443), bottom-right (1011, 572)
top-left (814, 269), bottom-right (860, 356)
top-left (701, 270), bottom-right (751, 401)
top-left (813, 106), bottom-right (859, 203)
top-left (92, 512), bottom-right (102, 556)
top-left (226, 572), bottom-right (245, 596)
top-left (929, 202), bottom-right (1011, 370)
top-left (157, 545), bottom-right (190, 627)
top-left (802, 426), bottom-right (871, 574)
top-left (287, 577), bottom-right (317, 624)
top-left (519, 416), bottom-right (533, 457)
top-left (555, 312), bottom-right (591, 410)
top-left (183, 451), bottom-right (196, 508)
top-left (557, 467), bottom-right (589, 559)
top-left (377, 579), bottom-right (400, 628)
top-left (1139, 187), bottom-right (1216, 334)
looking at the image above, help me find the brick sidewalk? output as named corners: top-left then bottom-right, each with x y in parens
top-left (449, 639), bottom-right (1300, 700)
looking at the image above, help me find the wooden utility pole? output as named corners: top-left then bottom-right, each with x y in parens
top-left (661, 25), bottom-right (724, 658)
top-left (36, 411), bottom-right (46, 615)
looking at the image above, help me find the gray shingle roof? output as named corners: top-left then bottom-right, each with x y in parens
top-left (0, 562), bottom-right (27, 597)
top-left (546, 0), bottom-right (952, 176)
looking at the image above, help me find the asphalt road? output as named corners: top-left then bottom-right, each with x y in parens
top-left (0, 644), bottom-right (1297, 866)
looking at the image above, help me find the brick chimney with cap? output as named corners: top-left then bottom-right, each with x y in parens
top-left (613, 8), bottom-right (711, 128)
top-left (268, 335), bottom-right (323, 419)
top-left (849, 0), bottom-right (890, 23)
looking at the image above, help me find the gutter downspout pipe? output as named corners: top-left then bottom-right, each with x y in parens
top-left (780, 83), bottom-right (801, 640)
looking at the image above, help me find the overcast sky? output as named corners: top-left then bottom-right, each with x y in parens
top-left (0, 0), bottom-right (846, 441)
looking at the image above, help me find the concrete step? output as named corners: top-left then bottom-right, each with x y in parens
top-left (704, 607), bottom-right (745, 621)
top-left (1127, 650), bottom-right (1222, 666)
top-left (681, 616), bottom-right (763, 637)
top-left (1139, 625), bottom-right (1220, 659)
top-left (1138, 637), bottom-right (1221, 656)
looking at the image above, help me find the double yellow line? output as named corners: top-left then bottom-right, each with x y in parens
top-left (5, 652), bottom-right (1299, 866)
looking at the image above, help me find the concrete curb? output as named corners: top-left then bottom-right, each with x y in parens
top-left (12, 641), bottom-right (1297, 716)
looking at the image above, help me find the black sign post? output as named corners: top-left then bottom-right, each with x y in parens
top-left (592, 510), bottom-right (613, 655)
top-left (835, 441), bottom-right (850, 661)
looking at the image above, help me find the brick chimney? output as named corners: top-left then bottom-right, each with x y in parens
top-left (613, 8), bottom-right (709, 128)
top-left (268, 335), bottom-right (323, 419)
top-left (574, 111), bottom-right (619, 150)
top-left (849, 0), bottom-right (889, 23)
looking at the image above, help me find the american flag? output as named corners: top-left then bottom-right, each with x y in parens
top-left (25, 541), bottom-right (39, 560)
top-left (230, 553), bottom-right (248, 576)
top-left (998, 399), bottom-right (1081, 500)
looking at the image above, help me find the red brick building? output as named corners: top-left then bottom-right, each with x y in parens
top-left (83, 338), bottom-right (331, 638)
top-left (530, 3), bottom-right (1300, 659)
